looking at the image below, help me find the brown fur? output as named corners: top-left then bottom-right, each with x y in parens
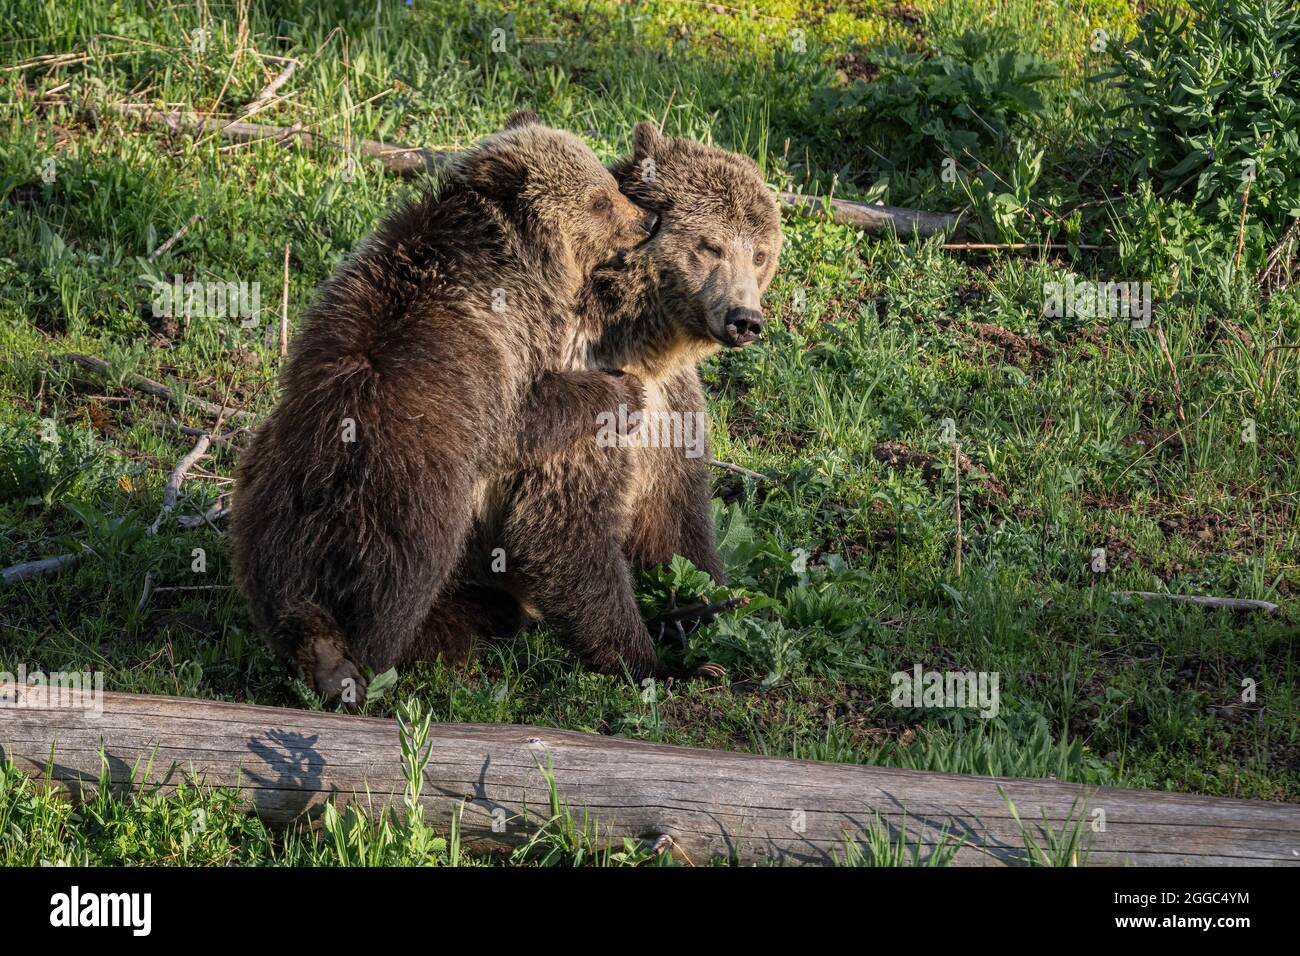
top-left (231, 113), bottom-right (653, 701)
top-left (414, 124), bottom-right (783, 679)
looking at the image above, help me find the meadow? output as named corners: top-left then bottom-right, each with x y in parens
top-left (0, 0), bottom-right (1297, 865)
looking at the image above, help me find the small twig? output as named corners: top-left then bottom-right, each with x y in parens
top-left (280, 242), bottom-right (291, 358)
top-left (658, 90), bottom-right (676, 134)
top-left (209, 373), bottom-right (237, 440)
top-left (146, 212), bottom-right (201, 263)
top-left (149, 433), bottom-right (212, 535)
top-left (237, 57), bottom-right (297, 117)
top-left (177, 496), bottom-right (232, 530)
top-left (151, 585), bottom-right (233, 592)
top-left (708, 458), bottom-right (769, 481)
top-left (175, 422), bottom-right (245, 448)
top-left (1, 553), bottom-right (80, 586)
top-left (941, 242), bottom-right (1108, 251)
top-left (1114, 592), bottom-right (1278, 614)
top-left (954, 442), bottom-right (962, 579)
top-left (1152, 323), bottom-right (1187, 425)
top-left (1234, 177), bottom-right (1252, 272)
top-left (136, 570), bottom-right (155, 612)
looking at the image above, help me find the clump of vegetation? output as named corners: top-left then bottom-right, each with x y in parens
top-left (811, 28), bottom-right (1060, 172)
top-left (1100, 0), bottom-right (1300, 256)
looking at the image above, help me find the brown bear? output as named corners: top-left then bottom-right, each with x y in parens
top-left (231, 112), bottom-right (656, 701)
top-left (407, 123), bottom-right (783, 680)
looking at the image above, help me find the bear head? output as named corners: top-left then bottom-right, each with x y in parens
top-left (453, 111), bottom-right (656, 286)
top-left (613, 122), bottom-right (782, 349)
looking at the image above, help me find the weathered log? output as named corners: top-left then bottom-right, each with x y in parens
top-left (2, 687), bottom-right (1296, 866)
top-left (112, 105), bottom-right (963, 239)
top-left (1114, 592), bottom-right (1279, 614)
top-left (1, 553), bottom-right (80, 586)
top-left (777, 190), bottom-right (962, 238)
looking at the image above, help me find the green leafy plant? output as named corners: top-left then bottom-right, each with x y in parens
top-left (1100, 0), bottom-right (1300, 253)
top-left (813, 29), bottom-right (1060, 172)
top-left (960, 147), bottom-right (1045, 243)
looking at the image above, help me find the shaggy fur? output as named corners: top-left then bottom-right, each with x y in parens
top-left (413, 123), bottom-right (783, 679)
top-left (231, 113), bottom-right (654, 701)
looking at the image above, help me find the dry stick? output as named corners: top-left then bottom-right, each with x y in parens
top-left (1, 553), bottom-right (80, 586)
top-left (941, 242), bottom-right (1108, 251)
top-left (1153, 323), bottom-right (1187, 425)
top-left (237, 57), bottom-right (297, 117)
top-left (658, 89), bottom-right (676, 133)
top-left (1114, 592), bottom-right (1278, 614)
top-left (227, 89), bottom-right (295, 128)
top-left (708, 458), bottom-right (769, 481)
top-left (111, 105), bottom-right (965, 239)
top-left (280, 242), bottom-right (290, 358)
top-left (177, 497), bottom-right (231, 530)
top-left (954, 442), bottom-right (962, 579)
top-left (148, 433), bottom-right (212, 535)
top-left (151, 585), bottom-right (232, 592)
top-left (135, 570), bottom-right (155, 613)
top-left (60, 354), bottom-right (258, 425)
top-left (175, 422), bottom-right (244, 448)
top-left (1234, 177), bottom-right (1252, 272)
top-left (146, 212), bottom-right (201, 263)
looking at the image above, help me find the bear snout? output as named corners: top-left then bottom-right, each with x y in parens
top-left (722, 306), bottom-right (764, 346)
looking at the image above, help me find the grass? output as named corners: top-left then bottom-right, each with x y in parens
top-left (0, 0), bottom-right (1296, 866)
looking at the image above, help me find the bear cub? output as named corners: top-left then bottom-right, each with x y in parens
top-left (232, 113), bottom-right (654, 702)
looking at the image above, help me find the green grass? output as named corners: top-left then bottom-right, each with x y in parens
top-left (0, 0), bottom-right (1296, 866)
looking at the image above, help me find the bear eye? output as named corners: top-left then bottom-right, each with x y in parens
top-left (698, 239), bottom-right (724, 258)
top-left (593, 196), bottom-right (613, 213)
top-left (754, 251), bottom-right (767, 266)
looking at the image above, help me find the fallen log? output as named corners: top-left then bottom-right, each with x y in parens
top-left (777, 190), bottom-right (962, 238)
top-left (2, 687), bottom-right (1296, 866)
top-left (1, 553), bottom-right (80, 586)
top-left (111, 104), bottom-right (964, 239)
top-left (1114, 592), bottom-right (1279, 614)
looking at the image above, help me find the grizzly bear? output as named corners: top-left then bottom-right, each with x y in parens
top-left (231, 113), bottom-right (656, 701)
top-left (407, 123), bottom-right (783, 680)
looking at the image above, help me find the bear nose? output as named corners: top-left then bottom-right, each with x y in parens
top-left (640, 210), bottom-right (659, 237)
top-left (723, 307), bottom-right (764, 346)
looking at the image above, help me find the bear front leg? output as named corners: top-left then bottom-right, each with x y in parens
top-left (404, 580), bottom-right (525, 667)
top-left (623, 442), bottom-right (726, 583)
top-left (502, 442), bottom-right (658, 681)
top-left (516, 369), bottom-right (644, 463)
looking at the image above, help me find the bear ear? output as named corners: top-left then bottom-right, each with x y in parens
top-left (458, 146), bottom-right (529, 202)
top-left (632, 121), bottom-right (661, 161)
top-left (504, 109), bottom-right (540, 131)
